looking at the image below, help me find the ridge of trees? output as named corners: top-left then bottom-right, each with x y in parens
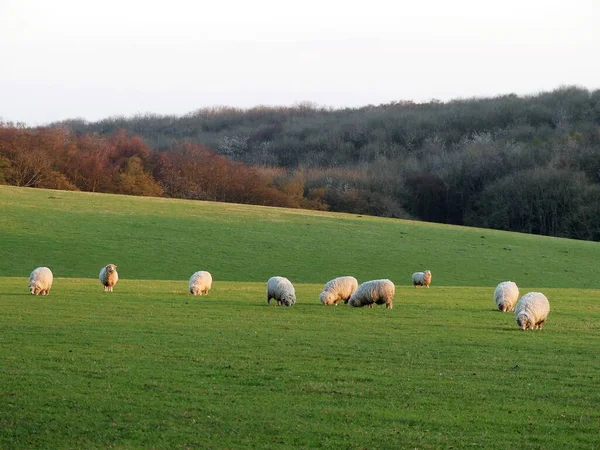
top-left (0, 127), bottom-right (324, 209)
top-left (2, 85), bottom-right (600, 240)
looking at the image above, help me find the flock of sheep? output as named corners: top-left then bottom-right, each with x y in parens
top-left (493, 281), bottom-right (550, 330)
top-left (28, 265), bottom-right (549, 330)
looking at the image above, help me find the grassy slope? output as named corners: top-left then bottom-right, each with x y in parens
top-left (1, 185), bottom-right (599, 287)
top-left (1, 186), bottom-right (599, 448)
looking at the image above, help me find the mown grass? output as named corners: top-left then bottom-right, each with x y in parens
top-left (1, 186), bottom-right (600, 448)
top-left (1, 279), bottom-right (599, 448)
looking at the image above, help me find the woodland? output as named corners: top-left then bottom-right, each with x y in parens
top-left (2, 86), bottom-right (599, 240)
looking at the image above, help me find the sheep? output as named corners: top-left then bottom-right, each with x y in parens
top-left (189, 270), bottom-right (213, 295)
top-left (348, 279), bottom-right (395, 310)
top-left (515, 292), bottom-right (550, 330)
top-left (99, 264), bottom-right (119, 292)
top-left (267, 276), bottom-right (296, 306)
top-left (319, 276), bottom-right (358, 306)
top-left (29, 267), bottom-right (53, 295)
top-left (412, 270), bottom-right (432, 288)
top-left (494, 281), bottom-right (519, 312)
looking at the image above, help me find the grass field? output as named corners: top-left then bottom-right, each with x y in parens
top-left (1, 186), bottom-right (600, 448)
top-left (1, 185), bottom-right (599, 287)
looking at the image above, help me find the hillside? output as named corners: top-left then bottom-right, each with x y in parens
top-left (2, 185), bottom-right (599, 287)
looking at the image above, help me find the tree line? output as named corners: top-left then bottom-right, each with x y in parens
top-left (0, 127), bottom-right (326, 209)
top-left (3, 85), bottom-right (600, 240)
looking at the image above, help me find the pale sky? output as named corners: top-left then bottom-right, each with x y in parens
top-left (1, 0), bottom-right (599, 125)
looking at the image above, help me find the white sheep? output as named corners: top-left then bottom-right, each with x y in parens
top-left (319, 276), bottom-right (358, 306)
top-left (515, 292), bottom-right (550, 330)
top-left (412, 270), bottom-right (432, 288)
top-left (348, 279), bottom-right (395, 310)
top-left (267, 276), bottom-right (296, 306)
top-left (99, 264), bottom-right (119, 292)
top-left (494, 281), bottom-right (519, 312)
top-left (189, 271), bottom-right (213, 295)
top-left (29, 267), bottom-right (53, 295)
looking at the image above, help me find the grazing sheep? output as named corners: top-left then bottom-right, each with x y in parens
top-left (189, 271), bottom-right (213, 295)
top-left (515, 292), bottom-right (550, 330)
top-left (320, 276), bottom-right (359, 306)
top-left (267, 276), bottom-right (296, 306)
top-left (412, 270), bottom-right (432, 288)
top-left (99, 264), bottom-right (119, 292)
top-left (494, 281), bottom-right (519, 312)
top-left (29, 267), bottom-right (53, 295)
top-left (348, 279), bottom-right (395, 310)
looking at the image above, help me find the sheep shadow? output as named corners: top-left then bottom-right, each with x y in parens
top-left (251, 302), bottom-right (330, 308)
top-left (3, 293), bottom-right (41, 297)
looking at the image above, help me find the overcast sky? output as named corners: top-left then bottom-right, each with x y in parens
top-left (1, 0), bottom-right (599, 125)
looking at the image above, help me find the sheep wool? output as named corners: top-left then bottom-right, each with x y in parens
top-left (29, 267), bottom-right (53, 295)
top-left (412, 270), bottom-right (432, 288)
top-left (99, 264), bottom-right (119, 292)
top-left (267, 276), bottom-right (296, 306)
top-left (189, 271), bottom-right (213, 295)
top-left (319, 276), bottom-right (359, 306)
top-left (494, 281), bottom-right (519, 312)
top-left (348, 279), bottom-right (395, 310)
top-left (515, 292), bottom-right (550, 330)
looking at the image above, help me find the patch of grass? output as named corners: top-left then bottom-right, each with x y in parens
top-left (1, 186), bottom-right (599, 287)
top-left (1, 279), bottom-right (599, 448)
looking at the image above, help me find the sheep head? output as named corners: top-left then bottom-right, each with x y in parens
top-left (320, 291), bottom-right (334, 305)
top-left (282, 293), bottom-right (296, 306)
top-left (516, 313), bottom-right (533, 330)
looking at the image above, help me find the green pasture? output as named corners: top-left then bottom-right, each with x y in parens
top-left (1, 186), bottom-right (600, 448)
top-left (1, 279), bottom-right (599, 448)
top-left (0, 185), bottom-right (599, 288)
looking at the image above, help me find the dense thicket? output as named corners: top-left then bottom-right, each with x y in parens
top-left (4, 86), bottom-right (600, 240)
top-left (0, 127), bottom-right (322, 209)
